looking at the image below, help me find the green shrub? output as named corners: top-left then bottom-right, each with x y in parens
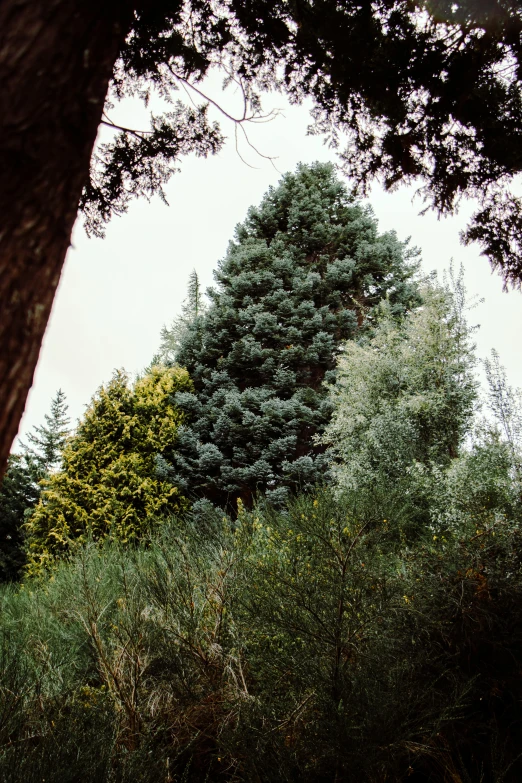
top-left (3, 483), bottom-right (522, 781)
top-left (24, 366), bottom-right (191, 576)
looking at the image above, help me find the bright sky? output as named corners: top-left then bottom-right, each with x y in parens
top-left (16, 76), bottom-right (522, 443)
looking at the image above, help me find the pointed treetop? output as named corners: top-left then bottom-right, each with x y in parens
top-left (158, 270), bottom-right (206, 365)
top-left (25, 389), bottom-right (70, 474)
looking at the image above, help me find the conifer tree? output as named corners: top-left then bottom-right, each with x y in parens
top-left (163, 163), bottom-right (420, 508)
top-left (25, 366), bottom-right (191, 575)
top-left (25, 389), bottom-right (70, 475)
top-left (0, 454), bottom-right (40, 581)
top-left (158, 270), bottom-right (206, 365)
top-left (484, 349), bottom-right (522, 479)
top-left (0, 390), bottom-right (70, 581)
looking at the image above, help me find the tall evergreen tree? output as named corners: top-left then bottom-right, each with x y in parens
top-left (163, 163), bottom-right (420, 508)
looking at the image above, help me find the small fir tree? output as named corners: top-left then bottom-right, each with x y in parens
top-left (0, 390), bottom-right (70, 581)
top-left (25, 366), bottom-right (191, 575)
top-left (162, 162), bottom-right (420, 508)
top-left (158, 270), bottom-right (206, 365)
top-left (25, 389), bottom-right (70, 474)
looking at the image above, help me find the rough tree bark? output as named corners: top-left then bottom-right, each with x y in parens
top-left (0, 0), bottom-right (135, 479)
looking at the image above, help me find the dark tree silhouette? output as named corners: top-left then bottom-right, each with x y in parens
top-left (0, 0), bottom-right (134, 479)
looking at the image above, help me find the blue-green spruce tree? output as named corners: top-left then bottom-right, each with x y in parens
top-left (162, 163), bottom-right (420, 508)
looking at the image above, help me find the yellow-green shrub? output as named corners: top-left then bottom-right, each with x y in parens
top-left (25, 365), bottom-right (191, 574)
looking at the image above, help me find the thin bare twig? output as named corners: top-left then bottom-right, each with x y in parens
top-left (167, 65), bottom-right (281, 169)
top-left (101, 114), bottom-right (152, 139)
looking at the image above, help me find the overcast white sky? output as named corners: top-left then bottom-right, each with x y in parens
top-left (16, 76), bottom-right (522, 443)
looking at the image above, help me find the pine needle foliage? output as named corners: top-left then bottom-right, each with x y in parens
top-left (158, 270), bottom-right (207, 365)
top-left (24, 388), bottom-right (70, 474)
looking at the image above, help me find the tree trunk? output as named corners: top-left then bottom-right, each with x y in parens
top-left (0, 0), bottom-right (134, 479)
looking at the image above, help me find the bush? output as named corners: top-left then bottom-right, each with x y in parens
top-left (24, 366), bottom-right (191, 576)
top-left (3, 483), bottom-right (522, 781)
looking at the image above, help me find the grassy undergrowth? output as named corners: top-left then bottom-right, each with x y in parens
top-left (2, 491), bottom-right (522, 781)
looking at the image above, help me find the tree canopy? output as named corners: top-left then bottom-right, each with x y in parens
top-left (323, 276), bottom-right (478, 490)
top-left (84, 0), bottom-right (522, 285)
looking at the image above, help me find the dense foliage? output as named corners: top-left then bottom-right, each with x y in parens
top-left (2, 269), bottom-right (522, 779)
top-left (0, 390), bottom-right (70, 582)
top-left (2, 475), bottom-right (522, 781)
top-left (0, 455), bottom-right (39, 582)
top-left (162, 163), bottom-right (419, 508)
top-left (24, 366), bottom-right (190, 575)
top-left (81, 0), bottom-right (522, 284)
top-left (322, 277), bottom-right (478, 508)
